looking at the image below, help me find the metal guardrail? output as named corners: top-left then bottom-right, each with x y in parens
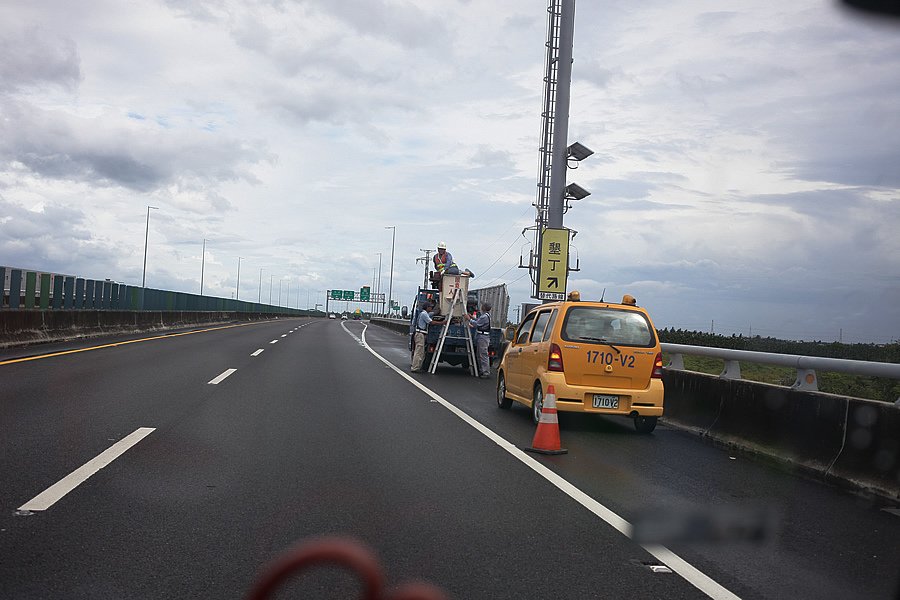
top-left (662, 343), bottom-right (900, 398)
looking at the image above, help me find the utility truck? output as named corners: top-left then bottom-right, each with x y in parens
top-left (408, 273), bottom-right (504, 372)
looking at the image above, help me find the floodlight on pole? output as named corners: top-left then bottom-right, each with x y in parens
top-left (566, 141), bottom-right (594, 162)
top-left (564, 182), bottom-right (591, 201)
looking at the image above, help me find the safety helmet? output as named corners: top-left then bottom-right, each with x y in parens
top-left (567, 290), bottom-right (581, 301)
top-left (437, 241), bottom-right (447, 250)
top-left (622, 294), bottom-right (637, 306)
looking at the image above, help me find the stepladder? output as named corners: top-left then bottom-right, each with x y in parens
top-left (428, 287), bottom-right (477, 376)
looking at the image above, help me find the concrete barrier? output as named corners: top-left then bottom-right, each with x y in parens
top-left (370, 317), bottom-right (409, 335)
top-left (662, 369), bottom-right (899, 500)
top-left (0, 310), bottom-right (309, 348)
top-left (831, 399), bottom-right (900, 496)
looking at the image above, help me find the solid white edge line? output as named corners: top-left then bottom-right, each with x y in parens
top-left (251, 349), bottom-right (264, 357)
top-left (19, 427), bottom-right (156, 511)
top-left (353, 323), bottom-right (741, 600)
top-left (208, 368), bottom-right (237, 384)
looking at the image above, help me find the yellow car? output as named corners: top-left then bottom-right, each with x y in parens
top-left (496, 299), bottom-right (664, 433)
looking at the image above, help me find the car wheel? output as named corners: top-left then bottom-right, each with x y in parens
top-left (634, 415), bottom-right (658, 434)
top-left (532, 383), bottom-right (544, 425)
top-left (497, 373), bottom-right (512, 409)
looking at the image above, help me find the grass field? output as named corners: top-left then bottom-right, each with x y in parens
top-left (663, 354), bottom-right (900, 404)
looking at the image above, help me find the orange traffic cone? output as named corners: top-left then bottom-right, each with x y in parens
top-left (525, 384), bottom-right (568, 455)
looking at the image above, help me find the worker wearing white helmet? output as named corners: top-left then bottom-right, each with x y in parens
top-left (433, 241), bottom-right (460, 276)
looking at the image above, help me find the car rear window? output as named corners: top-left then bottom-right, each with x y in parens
top-left (561, 307), bottom-right (655, 347)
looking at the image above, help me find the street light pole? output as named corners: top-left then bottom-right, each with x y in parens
top-left (385, 226), bottom-right (396, 317)
top-left (269, 275), bottom-right (274, 304)
top-left (200, 238), bottom-right (207, 295)
top-left (375, 252), bottom-right (383, 316)
top-left (258, 268), bottom-right (265, 303)
top-left (236, 256), bottom-right (243, 300)
top-left (141, 205), bottom-right (159, 288)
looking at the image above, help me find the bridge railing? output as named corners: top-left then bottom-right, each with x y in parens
top-left (662, 342), bottom-right (900, 399)
top-left (1, 265), bottom-right (303, 314)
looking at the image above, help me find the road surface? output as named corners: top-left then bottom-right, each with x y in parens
top-left (1, 318), bottom-right (897, 599)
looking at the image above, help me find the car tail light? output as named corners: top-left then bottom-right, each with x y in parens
top-left (652, 352), bottom-right (664, 378)
top-left (549, 343), bottom-right (564, 372)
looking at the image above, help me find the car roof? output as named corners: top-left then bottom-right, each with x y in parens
top-left (528, 301), bottom-right (649, 314)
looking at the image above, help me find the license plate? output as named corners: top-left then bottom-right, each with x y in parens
top-left (592, 394), bottom-right (619, 409)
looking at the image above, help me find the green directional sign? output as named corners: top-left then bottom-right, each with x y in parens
top-left (330, 290), bottom-right (342, 300)
top-left (360, 286), bottom-right (370, 301)
top-left (342, 290), bottom-right (354, 300)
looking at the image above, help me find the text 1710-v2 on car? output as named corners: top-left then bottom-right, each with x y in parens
top-left (496, 298), bottom-right (664, 433)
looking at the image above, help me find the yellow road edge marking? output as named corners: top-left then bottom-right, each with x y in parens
top-left (0, 320), bottom-right (273, 367)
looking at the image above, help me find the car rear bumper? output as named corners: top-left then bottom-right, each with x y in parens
top-left (543, 374), bottom-right (664, 417)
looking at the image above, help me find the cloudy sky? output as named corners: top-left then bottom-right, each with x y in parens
top-left (1, 0), bottom-right (898, 342)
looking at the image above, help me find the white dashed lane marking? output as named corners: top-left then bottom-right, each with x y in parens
top-left (251, 349), bottom-right (264, 357)
top-left (18, 428), bottom-right (156, 512)
top-left (208, 369), bottom-right (237, 385)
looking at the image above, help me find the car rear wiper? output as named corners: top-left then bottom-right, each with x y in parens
top-left (576, 337), bottom-right (621, 354)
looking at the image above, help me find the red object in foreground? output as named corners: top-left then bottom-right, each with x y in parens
top-left (246, 537), bottom-right (449, 600)
top-left (525, 384), bottom-right (568, 455)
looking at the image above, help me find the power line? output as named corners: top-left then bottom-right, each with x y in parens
top-left (479, 260), bottom-right (521, 288)
top-left (471, 204), bottom-right (534, 272)
top-left (475, 237), bottom-right (521, 280)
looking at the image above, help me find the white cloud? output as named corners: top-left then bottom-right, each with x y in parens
top-left (0, 0), bottom-right (898, 341)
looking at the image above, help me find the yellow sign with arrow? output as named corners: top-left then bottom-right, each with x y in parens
top-left (537, 228), bottom-right (569, 300)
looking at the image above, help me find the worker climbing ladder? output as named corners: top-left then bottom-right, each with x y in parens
top-left (428, 287), bottom-right (477, 376)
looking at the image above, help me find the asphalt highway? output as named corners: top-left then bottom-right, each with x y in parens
top-left (1, 318), bottom-right (898, 599)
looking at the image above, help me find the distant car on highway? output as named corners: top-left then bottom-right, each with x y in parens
top-left (341, 313), bottom-right (348, 320)
top-left (328, 313), bottom-right (336, 319)
top-left (497, 298), bottom-right (664, 433)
